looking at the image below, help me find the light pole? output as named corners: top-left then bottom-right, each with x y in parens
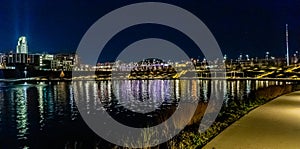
top-left (286, 24), bottom-right (290, 66)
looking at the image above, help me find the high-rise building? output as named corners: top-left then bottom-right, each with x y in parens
top-left (16, 36), bottom-right (28, 54)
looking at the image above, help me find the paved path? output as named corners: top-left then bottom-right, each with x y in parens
top-left (204, 91), bottom-right (300, 149)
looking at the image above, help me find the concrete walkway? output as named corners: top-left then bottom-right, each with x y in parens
top-left (204, 91), bottom-right (300, 149)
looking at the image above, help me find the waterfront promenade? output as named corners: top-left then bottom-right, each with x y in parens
top-left (204, 91), bottom-right (300, 149)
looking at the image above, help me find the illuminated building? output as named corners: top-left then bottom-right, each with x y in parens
top-left (16, 36), bottom-right (28, 54)
top-left (38, 54), bottom-right (54, 70)
top-left (6, 53), bottom-right (35, 68)
top-left (51, 53), bottom-right (78, 71)
top-left (0, 53), bottom-right (6, 68)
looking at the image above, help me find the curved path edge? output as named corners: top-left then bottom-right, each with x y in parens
top-left (204, 91), bottom-right (300, 149)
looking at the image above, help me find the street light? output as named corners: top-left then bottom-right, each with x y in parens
top-left (266, 51), bottom-right (270, 60)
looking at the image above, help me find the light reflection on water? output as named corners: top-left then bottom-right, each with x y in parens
top-left (0, 80), bottom-right (289, 148)
top-left (15, 87), bottom-right (28, 140)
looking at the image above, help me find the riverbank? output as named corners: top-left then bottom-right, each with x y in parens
top-left (1, 76), bottom-right (300, 83)
top-left (204, 90), bottom-right (300, 148)
top-left (1, 69), bottom-right (300, 81)
top-left (165, 84), bottom-right (300, 148)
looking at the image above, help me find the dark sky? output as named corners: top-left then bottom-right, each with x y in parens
top-left (0, 0), bottom-right (300, 61)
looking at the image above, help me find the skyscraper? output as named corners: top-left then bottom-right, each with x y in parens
top-left (16, 36), bottom-right (28, 54)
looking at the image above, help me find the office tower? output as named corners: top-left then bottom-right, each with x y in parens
top-left (16, 36), bottom-right (28, 54)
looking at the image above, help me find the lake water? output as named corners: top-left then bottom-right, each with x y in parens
top-left (0, 80), bottom-right (290, 148)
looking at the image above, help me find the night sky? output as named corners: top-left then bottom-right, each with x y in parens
top-left (0, 0), bottom-right (300, 61)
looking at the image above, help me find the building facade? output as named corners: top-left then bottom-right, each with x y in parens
top-left (16, 36), bottom-right (28, 54)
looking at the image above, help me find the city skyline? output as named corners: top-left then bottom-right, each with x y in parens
top-left (0, 0), bottom-right (300, 61)
top-left (1, 2), bottom-right (300, 148)
top-left (1, 35), bottom-right (299, 63)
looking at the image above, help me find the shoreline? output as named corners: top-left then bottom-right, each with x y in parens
top-left (1, 69), bottom-right (300, 81)
top-left (170, 84), bottom-right (300, 148)
top-left (203, 90), bottom-right (300, 148)
top-left (1, 76), bottom-right (300, 83)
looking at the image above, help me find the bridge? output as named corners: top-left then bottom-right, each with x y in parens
top-left (1, 64), bottom-right (300, 82)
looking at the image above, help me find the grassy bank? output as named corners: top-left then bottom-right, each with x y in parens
top-left (113, 84), bottom-right (299, 149)
top-left (164, 84), bottom-right (299, 148)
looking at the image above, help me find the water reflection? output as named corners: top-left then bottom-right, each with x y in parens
top-left (15, 87), bottom-right (29, 140)
top-left (0, 80), bottom-right (293, 148)
top-left (0, 88), bottom-right (4, 132)
top-left (38, 85), bottom-right (45, 130)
